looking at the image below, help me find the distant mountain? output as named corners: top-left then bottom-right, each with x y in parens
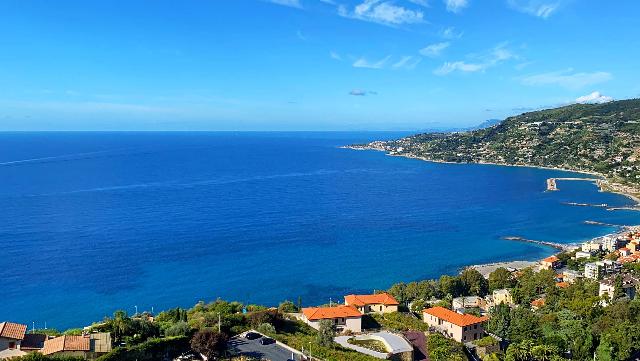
top-left (469, 118), bottom-right (502, 130)
top-left (353, 99), bottom-right (640, 197)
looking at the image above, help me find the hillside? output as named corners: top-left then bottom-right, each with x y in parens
top-left (354, 99), bottom-right (640, 198)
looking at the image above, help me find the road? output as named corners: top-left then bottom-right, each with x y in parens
top-left (227, 335), bottom-right (300, 361)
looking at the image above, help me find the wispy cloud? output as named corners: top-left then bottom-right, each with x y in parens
top-left (521, 69), bottom-right (612, 89)
top-left (267, 0), bottom-right (303, 8)
top-left (339, 0), bottom-right (425, 26)
top-left (296, 30), bottom-right (307, 41)
top-left (507, 0), bottom-right (561, 18)
top-left (330, 51), bottom-right (343, 61)
top-left (441, 26), bottom-right (463, 39)
top-left (408, 0), bottom-right (430, 7)
top-left (444, 0), bottom-right (468, 13)
top-left (420, 42), bottom-right (450, 57)
top-left (434, 42), bottom-right (515, 75)
top-left (393, 56), bottom-right (422, 70)
top-left (353, 55), bottom-right (392, 69)
top-left (349, 89), bottom-right (378, 96)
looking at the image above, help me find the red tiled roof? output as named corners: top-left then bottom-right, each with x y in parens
top-left (542, 255), bottom-right (559, 263)
top-left (0, 322), bottom-right (27, 340)
top-left (531, 298), bottom-right (546, 308)
top-left (422, 307), bottom-right (487, 327)
top-left (42, 335), bottom-right (90, 355)
top-left (302, 305), bottom-right (362, 321)
top-left (344, 293), bottom-right (399, 306)
top-left (556, 282), bottom-right (569, 289)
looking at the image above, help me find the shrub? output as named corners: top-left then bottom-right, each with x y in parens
top-left (256, 323), bottom-right (276, 335)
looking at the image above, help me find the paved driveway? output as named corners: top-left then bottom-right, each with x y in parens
top-left (227, 335), bottom-right (301, 361)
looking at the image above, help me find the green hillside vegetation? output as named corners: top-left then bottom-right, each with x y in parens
top-left (361, 99), bottom-right (640, 197)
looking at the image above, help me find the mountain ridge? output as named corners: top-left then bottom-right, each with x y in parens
top-left (352, 98), bottom-right (640, 200)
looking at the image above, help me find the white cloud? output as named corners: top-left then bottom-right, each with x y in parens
top-left (296, 30), bottom-right (307, 41)
top-left (268, 0), bottom-right (303, 8)
top-left (330, 51), bottom-right (342, 61)
top-left (353, 55), bottom-right (392, 69)
top-left (341, 0), bottom-right (424, 26)
top-left (420, 42), bottom-right (450, 57)
top-left (392, 56), bottom-right (422, 70)
top-left (319, 0), bottom-right (337, 4)
top-left (441, 26), bottom-right (463, 39)
top-left (434, 42), bottom-right (515, 75)
top-left (444, 0), bottom-right (468, 13)
top-left (575, 91), bottom-right (614, 104)
top-left (349, 89), bottom-right (378, 96)
top-left (434, 61), bottom-right (484, 75)
top-left (521, 69), bottom-right (612, 89)
top-left (507, 0), bottom-right (560, 18)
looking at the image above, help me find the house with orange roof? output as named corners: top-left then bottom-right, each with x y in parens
top-left (540, 255), bottom-right (561, 270)
top-left (422, 307), bottom-right (487, 343)
top-left (556, 281), bottom-right (570, 289)
top-left (344, 293), bottom-right (399, 314)
top-left (0, 322), bottom-right (27, 352)
top-left (301, 305), bottom-right (362, 333)
top-left (531, 297), bottom-right (546, 310)
top-left (41, 333), bottom-right (111, 360)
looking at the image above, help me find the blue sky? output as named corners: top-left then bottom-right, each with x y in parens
top-left (1, 0), bottom-right (639, 131)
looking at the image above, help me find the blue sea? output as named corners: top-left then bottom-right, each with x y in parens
top-left (2, 132), bottom-right (639, 330)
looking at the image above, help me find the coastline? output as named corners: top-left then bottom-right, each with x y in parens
top-left (343, 145), bottom-right (640, 276)
top-left (343, 145), bottom-right (640, 205)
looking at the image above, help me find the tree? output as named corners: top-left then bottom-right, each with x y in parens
top-left (256, 323), bottom-right (276, 335)
top-left (439, 275), bottom-right (464, 298)
top-left (489, 267), bottom-right (515, 291)
top-left (278, 300), bottom-right (298, 313)
top-left (165, 321), bottom-right (191, 337)
top-left (460, 268), bottom-right (489, 296)
top-left (531, 344), bottom-right (558, 361)
top-left (190, 330), bottom-right (228, 360)
top-left (612, 275), bottom-right (626, 300)
top-left (487, 303), bottom-right (511, 339)
top-left (508, 307), bottom-right (540, 343)
top-left (316, 319), bottom-right (336, 347)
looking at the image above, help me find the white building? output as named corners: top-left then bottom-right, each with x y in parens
top-left (598, 274), bottom-right (639, 301)
top-left (585, 260), bottom-right (622, 280)
top-left (582, 242), bottom-right (602, 253)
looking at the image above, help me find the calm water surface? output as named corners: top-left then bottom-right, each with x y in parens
top-left (1, 132), bottom-right (639, 329)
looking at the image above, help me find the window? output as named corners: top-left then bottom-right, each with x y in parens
top-left (463, 336), bottom-right (467, 341)
top-left (474, 324), bottom-right (477, 329)
top-left (8, 342), bottom-right (16, 349)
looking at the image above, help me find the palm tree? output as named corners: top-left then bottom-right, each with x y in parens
top-left (532, 344), bottom-right (558, 361)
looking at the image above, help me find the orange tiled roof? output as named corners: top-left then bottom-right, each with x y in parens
top-left (42, 335), bottom-right (90, 355)
top-left (422, 307), bottom-right (487, 327)
top-left (344, 293), bottom-right (399, 306)
top-left (556, 282), bottom-right (569, 289)
top-left (531, 298), bottom-right (546, 308)
top-left (0, 322), bottom-right (27, 340)
top-left (542, 255), bottom-right (559, 263)
top-left (302, 305), bottom-right (362, 321)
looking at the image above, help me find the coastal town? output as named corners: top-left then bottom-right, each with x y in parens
top-left (2, 224), bottom-right (639, 361)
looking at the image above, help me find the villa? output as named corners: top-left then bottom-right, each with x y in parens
top-left (452, 296), bottom-right (488, 312)
top-left (540, 255), bottom-right (561, 270)
top-left (344, 292), bottom-right (399, 314)
top-left (491, 289), bottom-right (514, 306)
top-left (422, 307), bottom-right (487, 343)
top-left (0, 322), bottom-right (28, 359)
top-left (301, 305), bottom-right (362, 333)
top-left (599, 274), bottom-right (639, 301)
top-left (41, 333), bottom-right (112, 360)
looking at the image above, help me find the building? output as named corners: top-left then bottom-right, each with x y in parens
top-left (584, 260), bottom-right (622, 280)
top-left (575, 251), bottom-right (594, 259)
top-left (301, 305), bottom-right (362, 333)
top-left (0, 322), bottom-right (27, 352)
top-left (562, 270), bottom-right (583, 283)
top-left (582, 242), bottom-right (602, 252)
top-left (540, 255), bottom-right (561, 270)
top-left (491, 289), bottom-right (514, 306)
top-left (530, 297), bottom-right (546, 310)
top-left (422, 307), bottom-right (487, 343)
top-left (452, 296), bottom-right (487, 312)
top-left (603, 237), bottom-right (627, 252)
top-left (41, 333), bottom-right (112, 360)
top-left (344, 293), bottom-right (399, 314)
top-left (599, 274), bottom-right (640, 301)
top-left (19, 334), bottom-right (47, 353)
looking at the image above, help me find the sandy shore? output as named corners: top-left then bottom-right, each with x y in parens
top-left (467, 261), bottom-right (538, 278)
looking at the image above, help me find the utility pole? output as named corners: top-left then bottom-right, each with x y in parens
top-left (134, 305), bottom-right (138, 316)
top-left (218, 313), bottom-right (221, 333)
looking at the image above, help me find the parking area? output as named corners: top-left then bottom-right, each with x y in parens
top-left (227, 333), bottom-right (302, 361)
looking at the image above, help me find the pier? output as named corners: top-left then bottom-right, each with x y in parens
top-left (501, 236), bottom-right (579, 252)
top-left (546, 177), bottom-right (601, 191)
